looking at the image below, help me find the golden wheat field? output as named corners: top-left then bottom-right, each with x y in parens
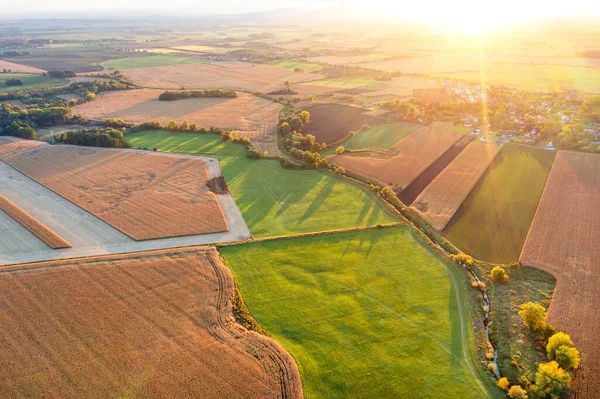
top-left (0, 248), bottom-right (303, 398)
top-left (520, 150), bottom-right (600, 398)
top-left (0, 139), bottom-right (228, 240)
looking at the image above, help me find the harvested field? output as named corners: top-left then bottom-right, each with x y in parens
top-left (398, 135), bottom-right (474, 205)
top-left (302, 103), bottom-right (383, 144)
top-left (124, 132), bottom-right (399, 237)
top-left (331, 126), bottom-right (463, 192)
top-left (0, 139), bottom-right (228, 240)
top-left (122, 61), bottom-right (323, 92)
top-left (520, 151), bottom-right (600, 398)
top-left (0, 60), bottom-right (45, 73)
top-left (413, 88), bottom-right (453, 103)
top-left (0, 194), bottom-right (71, 249)
top-left (429, 121), bottom-right (454, 129)
top-left (411, 143), bottom-right (502, 231)
top-left (0, 248), bottom-right (302, 398)
top-left (444, 144), bottom-right (555, 263)
top-left (72, 90), bottom-right (281, 133)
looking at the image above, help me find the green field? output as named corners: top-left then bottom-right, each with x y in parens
top-left (126, 130), bottom-right (399, 237)
top-left (101, 55), bottom-right (209, 70)
top-left (269, 60), bottom-right (324, 73)
top-left (0, 74), bottom-right (68, 93)
top-left (444, 144), bottom-right (555, 263)
top-left (126, 130), bottom-right (246, 157)
top-left (324, 122), bottom-right (420, 155)
top-left (220, 227), bottom-right (490, 398)
top-left (435, 63), bottom-right (600, 93)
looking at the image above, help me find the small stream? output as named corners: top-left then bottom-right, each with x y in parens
top-left (464, 264), bottom-right (501, 379)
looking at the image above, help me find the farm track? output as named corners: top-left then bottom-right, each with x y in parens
top-left (0, 247), bottom-right (303, 398)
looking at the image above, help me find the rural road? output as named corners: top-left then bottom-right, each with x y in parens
top-left (0, 150), bottom-right (251, 266)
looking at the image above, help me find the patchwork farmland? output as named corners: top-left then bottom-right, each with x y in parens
top-left (520, 151), bottom-right (600, 398)
top-left (122, 61), bottom-right (324, 92)
top-left (124, 131), bottom-right (400, 237)
top-left (0, 248), bottom-right (302, 399)
top-left (72, 90), bottom-right (281, 134)
top-left (331, 126), bottom-right (463, 193)
top-left (220, 227), bottom-right (490, 399)
top-left (301, 103), bottom-right (383, 144)
top-left (412, 142), bottom-right (502, 231)
top-left (444, 144), bottom-right (555, 263)
top-left (0, 139), bottom-right (228, 240)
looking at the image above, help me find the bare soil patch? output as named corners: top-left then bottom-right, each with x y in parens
top-left (411, 142), bottom-right (501, 230)
top-left (0, 194), bottom-right (71, 249)
top-left (72, 90), bottom-right (281, 133)
top-left (331, 126), bottom-right (463, 192)
top-left (0, 139), bottom-right (228, 240)
top-left (302, 103), bottom-right (383, 144)
top-left (520, 151), bottom-right (600, 398)
top-left (123, 61), bottom-right (323, 92)
top-left (0, 248), bottom-right (302, 398)
top-left (0, 60), bottom-right (45, 73)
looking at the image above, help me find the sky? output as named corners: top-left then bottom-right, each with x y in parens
top-left (4, 0), bottom-right (600, 23)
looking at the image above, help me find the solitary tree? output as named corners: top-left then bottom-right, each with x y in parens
top-left (334, 167), bottom-right (345, 175)
top-left (490, 266), bottom-right (509, 283)
top-left (508, 385), bottom-right (528, 399)
top-left (497, 377), bottom-right (510, 391)
top-left (299, 110), bottom-right (310, 124)
top-left (518, 302), bottom-right (547, 332)
top-left (335, 146), bottom-right (345, 155)
top-left (180, 119), bottom-right (189, 131)
top-left (534, 361), bottom-right (571, 399)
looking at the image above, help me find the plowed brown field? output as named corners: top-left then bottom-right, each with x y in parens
top-left (123, 61), bottom-right (323, 92)
top-left (331, 126), bottom-right (462, 192)
top-left (0, 194), bottom-right (71, 249)
top-left (0, 139), bottom-right (228, 240)
top-left (0, 248), bottom-right (303, 398)
top-left (72, 90), bottom-right (281, 132)
top-left (520, 151), bottom-right (600, 398)
top-left (411, 143), bottom-right (501, 231)
top-left (0, 60), bottom-right (45, 73)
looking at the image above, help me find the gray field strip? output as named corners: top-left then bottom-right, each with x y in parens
top-left (0, 152), bottom-right (250, 266)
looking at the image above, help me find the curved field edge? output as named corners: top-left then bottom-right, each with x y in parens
top-left (0, 247), bottom-right (303, 399)
top-left (219, 226), bottom-right (501, 398)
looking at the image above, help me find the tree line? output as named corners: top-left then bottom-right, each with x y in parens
top-left (158, 89), bottom-right (237, 101)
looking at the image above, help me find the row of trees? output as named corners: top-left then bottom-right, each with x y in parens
top-left (158, 89), bottom-right (237, 101)
top-left (5, 78), bottom-right (23, 86)
top-left (54, 127), bottom-right (129, 148)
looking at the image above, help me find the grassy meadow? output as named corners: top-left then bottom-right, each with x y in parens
top-left (323, 122), bottom-right (420, 155)
top-left (0, 74), bottom-right (68, 93)
top-left (126, 130), bottom-right (399, 237)
top-left (220, 227), bottom-right (489, 398)
top-left (101, 55), bottom-right (209, 70)
top-left (444, 144), bottom-right (555, 263)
